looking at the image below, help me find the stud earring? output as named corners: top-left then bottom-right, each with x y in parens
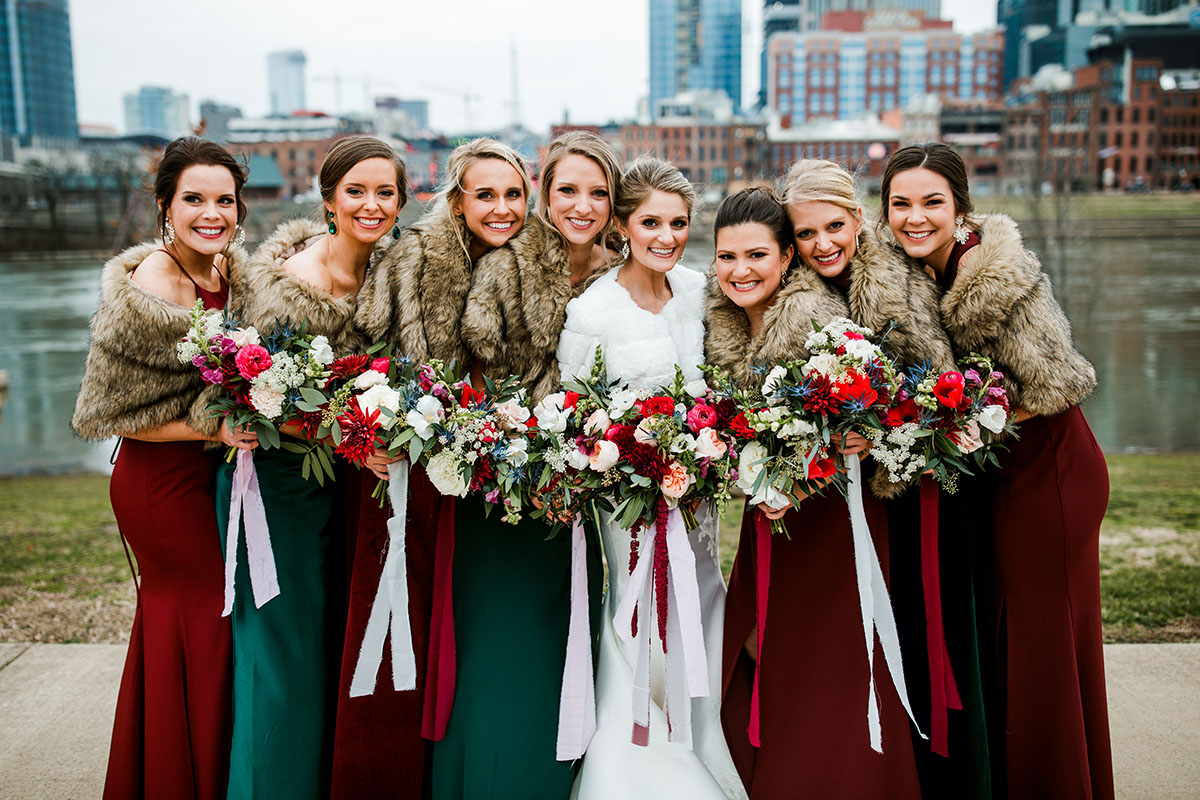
top-left (620, 238), bottom-right (630, 260)
top-left (953, 215), bottom-right (970, 245)
top-left (392, 218), bottom-right (401, 240)
top-left (163, 218), bottom-right (176, 245)
top-left (234, 224), bottom-right (246, 247)
top-left (327, 209), bottom-right (337, 236)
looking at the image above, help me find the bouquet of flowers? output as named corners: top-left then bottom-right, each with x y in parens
top-left (867, 353), bottom-right (1016, 492)
top-left (176, 300), bottom-right (336, 479)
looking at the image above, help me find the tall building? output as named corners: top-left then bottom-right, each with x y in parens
top-left (649, 0), bottom-right (742, 114)
top-left (268, 50), bottom-right (307, 116)
top-left (124, 86), bottom-right (191, 140)
top-left (0, 0), bottom-right (78, 145)
top-left (376, 97), bottom-right (429, 130)
top-left (199, 100), bottom-right (243, 143)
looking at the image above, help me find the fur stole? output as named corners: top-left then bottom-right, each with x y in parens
top-left (462, 215), bottom-right (615, 401)
top-left (939, 214), bottom-right (1096, 416)
top-left (238, 218), bottom-right (368, 354)
top-left (355, 207), bottom-right (473, 366)
top-left (71, 241), bottom-right (246, 440)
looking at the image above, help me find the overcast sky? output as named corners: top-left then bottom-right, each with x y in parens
top-left (70, 0), bottom-right (999, 135)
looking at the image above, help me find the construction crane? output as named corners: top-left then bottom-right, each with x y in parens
top-left (420, 84), bottom-right (484, 131)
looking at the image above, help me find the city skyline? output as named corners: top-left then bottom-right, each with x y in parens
top-left (68, 0), bottom-right (999, 136)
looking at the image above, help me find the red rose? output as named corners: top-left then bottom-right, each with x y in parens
top-left (639, 396), bottom-right (676, 417)
top-left (728, 411), bottom-right (756, 439)
top-left (933, 372), bottom-right (966, 408)
top-left (370, 356), bottom-right (391, 374)
top-left (564, 391), bottom-right (581, 409)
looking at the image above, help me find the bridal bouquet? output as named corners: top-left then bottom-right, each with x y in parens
top-left (176, 300), bottom-right (335, 473)
top-left (867, 353), bottom-right (1016, 491)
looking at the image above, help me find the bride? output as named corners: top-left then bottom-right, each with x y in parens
top-left (556, 158), bottom-right (747, 800)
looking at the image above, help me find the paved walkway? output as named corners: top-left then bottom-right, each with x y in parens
top-left (0, 642), bottom-right (1197, 798)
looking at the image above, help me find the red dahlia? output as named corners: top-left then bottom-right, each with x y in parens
top-left (627, 442), bottom-right (667, 481)
top-left (329, 354), bottom-right (373, 381)
top-left (802, 374), bottom-right (841, 415)
top-left (334, 398), bottom-right (381, 465)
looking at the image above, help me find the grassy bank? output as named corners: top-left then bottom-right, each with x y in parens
top-left (2, 454), bottom-right (1197, 644)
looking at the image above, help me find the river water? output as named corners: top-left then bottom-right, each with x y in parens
top-left (1, 233), bottom-right (1198, 475)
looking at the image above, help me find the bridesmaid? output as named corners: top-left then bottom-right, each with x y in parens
top-left (332, 138), bottom-right (532, 799)
top-left (710, 171), bottom-right (950, 798)
top-left (422, 131), bottom-right (619, 799)
top-left (881, 142), bottom-right (1113, 800)
top-left (72, 136), bottom-right (252, 799)
top-left (217, 135), bottom-right (406, 800)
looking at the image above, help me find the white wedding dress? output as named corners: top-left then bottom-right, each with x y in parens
top-left (556, 266), bottom-right (748, 800)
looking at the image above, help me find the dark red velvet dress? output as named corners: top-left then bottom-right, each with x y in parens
top-left (721, 491), bottom-right (922, 799)
top-left (990, 407), bottom-right (1113, 799)
top-left (329, 464), bottom-right (441, 798)
top-left (103, 277), bottom-right (231, 800)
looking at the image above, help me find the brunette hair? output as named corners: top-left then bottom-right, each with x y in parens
top-left (535, 131), bottom-right (621, 243)
top-left (155, 136), bottom-right (248, 239)
top-left (714, 187), bottom-right (794, 258)
top-left (614, 158), bottom-right (696, 224)
top-left (319, 135), bottom-right (408, 210)
top-left (442, 138), bottom-right (531, 258)
top-left (782, 159), bottom-right (861, 216)
top-left (880, 142), bottom-right (973, 222)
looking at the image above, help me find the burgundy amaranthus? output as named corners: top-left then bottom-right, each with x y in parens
top-left (628, 521), bottom-right (642, 638)
top-left (654, 497), bottom-right (670, 651)
top-left (334, 398), bottom-right (381, 464)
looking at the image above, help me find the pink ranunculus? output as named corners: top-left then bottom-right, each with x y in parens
top-left (589, 439), bottom-right (620, 472)
top-left (235, 344), bottom-right (272, 380)
top-left (660, 460), bottom-right (693, 499)
top-left (685, 402), bottom-right (718, 433)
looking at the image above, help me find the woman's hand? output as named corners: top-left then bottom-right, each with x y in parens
top-left (758, 502), bottom-right (791, 520)
top-left (744, 626), bottom-right (758, 661)
top-left (832, 431), bottom-right (871, 456)
top-left (363, 446), bottom-right (404, 481)
top-left (216, 423), bottom-right (258, 451)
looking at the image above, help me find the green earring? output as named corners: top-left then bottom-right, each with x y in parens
top-left (327, 209), bottom-right (336, 235)
top-left (392, 219), bottom-right (401, 239)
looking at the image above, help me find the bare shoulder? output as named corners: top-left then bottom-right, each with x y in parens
top-left (129, 251), bottom-right (192, 306)
top-left (281, 244), bottom-right (333, 293)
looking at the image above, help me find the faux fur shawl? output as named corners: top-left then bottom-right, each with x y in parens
top-left (939, 214), bottom-right (1096, 416)
top-left (355, 207), bottom-right (473, 366)
top-left (237, 217), bottom-right (369, 354)
top-left (71, 241), bottom-right (246, 440)
top-left (461, 215), bottom-right (616, 401)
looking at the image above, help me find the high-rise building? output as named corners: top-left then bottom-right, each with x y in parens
top-left (0, 0), bottom-right (78, 145)
top-left (123, 86), bottom-right (191, 140)
top-left (376, 97), bottom-right (429, 130)
top-left (649, 0), bottom-right (742, 114)
top-left (199, 101), bottom-right (243, 143)
top-left (268, 50), bottom-right (307, 116)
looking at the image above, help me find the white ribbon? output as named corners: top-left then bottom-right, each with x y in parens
top-left (222, 448), bottom-right (280, 616)
top-left (556, 516), bottom-right (596, 760)
top-left (612, 507), bottom-right (709, 746)
top-left (349, 459), bottom-right (417, 696)
top-left (845, 453), bottom-right (924, 752)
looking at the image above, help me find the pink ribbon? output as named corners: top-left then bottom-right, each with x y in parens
top-left (222, 448), bottom-right (279, 615)
top-left (556, 516), bottom-right (596, 761)
top-left (613, 506), bottom-right (708, 747)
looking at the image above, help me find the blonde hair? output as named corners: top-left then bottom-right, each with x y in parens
top-left (535, 131), bottom-right (621, 244)
top-left (614, 158), bottom-right (697, 224)
top-left (782, 159), bottom-right (860, 217)
top-left (438, 137), bottom-right (531, 260)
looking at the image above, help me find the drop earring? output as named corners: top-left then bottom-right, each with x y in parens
top-left (327, 209), bottom-right (337, 236)
top-left (953, 215), bottom-right (970, 245)
top-left (234, 224), bottom-right (246, 247)
top-left (392, 218), bottom-right (401, 239)
top-left (620, 238), bottom-right (630, 260)
top-left (163, 218), bottom-right (176, 245)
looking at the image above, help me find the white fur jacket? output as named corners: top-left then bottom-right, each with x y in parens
top-left (71, 241), bottom-right (246, 440)
top-left (354, 206), bottom-right (473, 366)
top-left (557, 264), bottom-right (707, 391)
top-left (939, 214), bottom-right (1096, 416)
top-left (461, 215), bottom-right (617, 401)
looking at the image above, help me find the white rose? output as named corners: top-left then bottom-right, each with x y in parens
top-left (426, 451), bottom-right (469, 497)
top-left (354, 369), bottom-right (388, 390)
top-left (533, 392), bottom-right (569, 434)
top-left (588, 439), bottom-right (620, 471)
top-left (308, 335), bottom-right (334, 366)
top-left (842, 338), bottom-right (879, 364)
top-left (406, 394), bottom-right (445, 440)
top-left (694, 428), bottom-right (728, 459)
top-left (495, 398), bottom-right (531, 432)
top-left (977, 404), bottom-right (1007, 434)
top-left (950, 419), bottom-right (984, 454)
top-left (230, 326), bottom-right (260, 347)
top-left (801, 352), bottom-right (839, 379)
top-left (504, 436), bottom-right (529, 466)
top-left (567, 447), bottom-right (591, 471)
top-left (607, 388), bottom-right (639, 419)
top-left (358, 384), bottom-right (402, 429)
top-left (684, 379), bottom-right (709, 399)
top-left (761, 364), bottom-right (787, 397)
top-left (735, 440), bottom-right (790, 508)
top-left (583, 409), bottom-right (611, 436)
